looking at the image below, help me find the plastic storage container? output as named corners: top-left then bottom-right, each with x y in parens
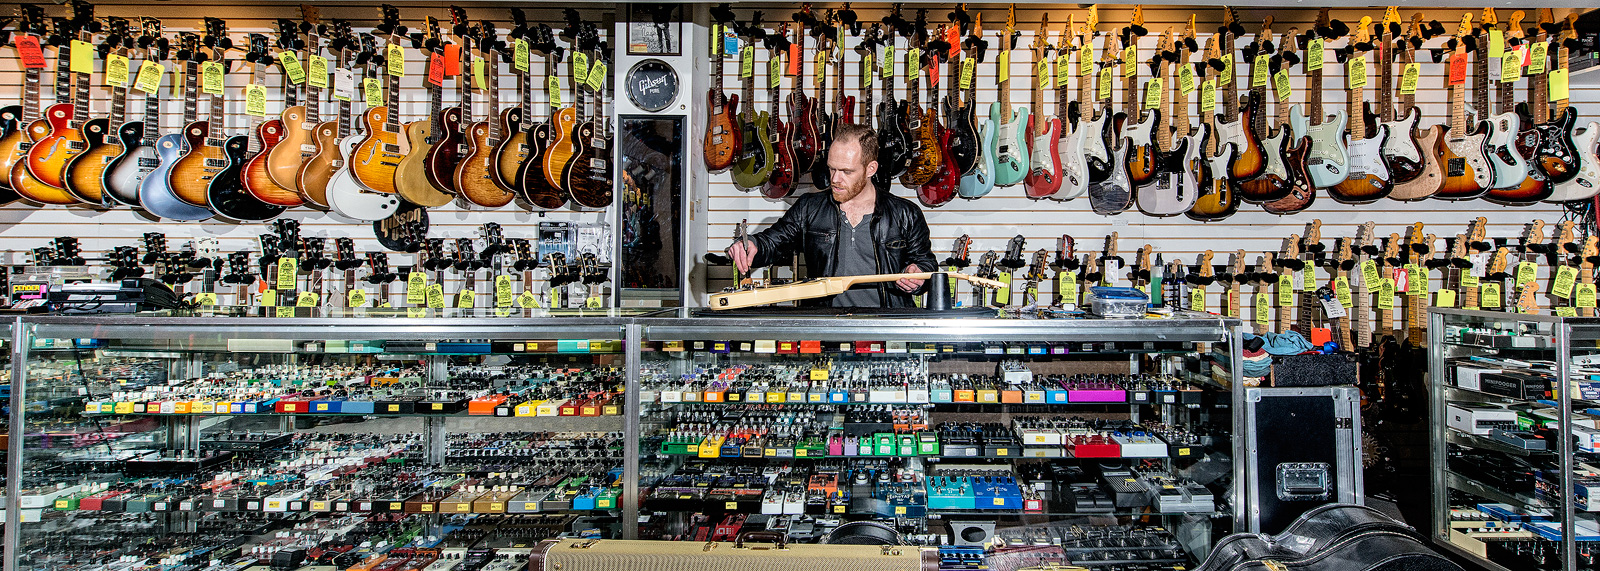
top-left (1085, 287), bottom-right (1149, 318)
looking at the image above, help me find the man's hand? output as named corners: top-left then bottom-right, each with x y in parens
top-left (727, 240), bottom-right (758, 274)
top-left (896, 264), bottom-right (925, 292)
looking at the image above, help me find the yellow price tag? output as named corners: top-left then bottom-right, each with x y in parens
top-left (1481, 283), bottom-right (1502, 308)
top-left (1179, 64), bottom-right (1195, 94)
top-left (1557, 306), bottom-right (1578, 317)
top-left (573, 52), bottom-right (590, 83)
top-left (1436, 289), bottom-right (1457, 308)
top-left (1059, 269), bottom-right (1078, 304)
top-left (1348, 55), bottom-right (1367, 89)
top-left (276, 306), bottom-right (294, 318)
top-left (1278, 274), bottom-right (1294, 304)
top-left (348, 288), bottom-right (367, 307)
top-left (547, 75), bottom-right (562, 107)
top-left (1516, 261), bottom-right (1537, 285)
top-left (426, 284), bottom-right (445, 308)
top-left (1400, 63), bottom-right (1420, 94)
top-left (1143, 77), bottom-right (1163, 109)
top-left (244, 84), bottom-right (267, 116)
top-left (296, 291), bottom-right (319, 307)
top-left (276, 257), bottom-right (298, 290)
top-left (308, 54), bottom-right (328, 88)
top-left (407, 307), bottom-right (426, 317)
top-left (1377, 278), bottom-right (1395, 310)
top-left (105, 53), bottom-right (129, 87)
top-left (1529, 42), bottom-right (1547, 75)
top-left (1122, 45), bottom-right (1136, 77)
top-left (517, 289), bottom-right (540, 308)
top-left (260, 290), bottom-right (277, 307)
top-left (1550, 68), bottom-right (1570, 101)
top-left (1274, 70), bottom-right (1292, 103)
top-left (960, 58), bottom-right (975, 89)
top-left (134, 60), bottom-right (164, 93)
top-left (1252, 54), bottom-right (1270, 87)
top-left (1578, 283), bottom-right (1597, 308)
top-left (1335, 276), bottom-right (1352, 307)
top-left (387, 44), bottom-right (406, 76)
top-left (70, 39), bottom-right (94, 74)
top-left (201, 61), bottom-right (225, 95)
top-left (1036, 59), bottom-right (1052, 90)
top-left (1190, 287), bottom-right (1205, 310)
top-left (279, 51), bottom-right (305, 84)
top-left (514, 39), bottom-right (530, 72)
top-left (1554, 265), bottom-right (1578, 298)
top-left (997, 50), bottom-right (1009, 83)
top-left (1220, 54), bottom-right (1233, 85)
top-left (586, 295), bottom-right (603, 309)
top-left (195, 292), bottom-right (217, 306)
top-left (1097, 68), bottom-right (1112, 101)
top-left (586, 61), bottom-right (607, 91)
top-left (740, 46), bottom-right (753, 78)
top-left (1307, 38), bottom-right (1324, 71)
top-left (494, 275), bottom-right (513, 307)
top-left (769, 56), bottom-right (781, 88)
top-left (1489, 29), bottom-right (1505, 58)
top-left (1255, 292), bottom-right (1269, 324)
top-left (1200, 80), bottom-right (1216, 114)
top-left (406, 271), bottom-right (427, 304)
top-left (364, 78), bottom-right (383, 107)
top-left (457, 289), bottom-right (475, 308)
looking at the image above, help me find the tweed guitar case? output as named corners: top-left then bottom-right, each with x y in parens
top-left (529, 533), bottom-right (940, 571)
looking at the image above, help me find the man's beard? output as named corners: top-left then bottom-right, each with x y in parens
top-left (832, 179), bottom-right (868, 202)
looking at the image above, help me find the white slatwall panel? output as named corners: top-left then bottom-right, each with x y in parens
top-left (702, 5), bottom-right (1596, 308)
top-left (0, 4), bottom-right (616, 306)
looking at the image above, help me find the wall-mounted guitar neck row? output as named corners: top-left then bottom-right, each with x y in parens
top-left (921, 218), bottom-right (1596, 349)
top-left (0, 2), bottom-right (614, 222)
top-left (21, 221), bottom-right (615, 311)
top-left (706, 4), bottom-right (1598, 217)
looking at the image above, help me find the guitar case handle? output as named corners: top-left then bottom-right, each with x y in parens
top-left (734, 530), bottom-right (789, 549)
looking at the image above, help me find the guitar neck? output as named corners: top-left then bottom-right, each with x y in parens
top-left (1276, 268), bottom-right (1293, 333)
top-left (1378, 33), bottom-right (1394, 119)
top-left (1169, 59), bottom-right (1187, 140)
top-left (1353, 259), bottom-right (1372, 348)
top-left (1348, 54), bottom-right (1366, 140)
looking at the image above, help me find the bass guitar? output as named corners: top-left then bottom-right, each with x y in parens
top-left (207, 33), bottom-right (288, 222)
top-left (565, 23), bottom-right (612, 209)
top-left (262, 6), bottom-right (319, 203)
top-left (324, 20), bottom-right (399, 221)
top-left (137, 31), bottom-right (211, 220)
top-left (24, 1), bottom-right (94, 202)
top-left (989, 6), bottom-right (1026, 187)
top-left (102, 16), bottom-right (164, 207)
top-left (1483, 10), bottom-right (1549, 203)
top-left (296, 20), bottom-right (357, 209)
top-left (1432, 15), bottom-right (1492, 200)
top-left (1054, 12), bottom-right (1094, 201)
top-left (1289, 9), bottom-right (1350, 190)
top-left (1189, 29), bottom-right (1237, 221)
top-left (1213, 9), bottom-right (1264, 186)
top-left (702, 4), bottom-right (738, 174)
top-left (64, 16), bottom-right (133, 207)
top-left (1022, 15), bottom-right (1061, 199)
top-left (1328, 16), bottom-right (1392, 203)
top-left (457, 21), bottom-right (518, 208)
top-left (392, 16), bottom-right (455, 208)
top-left (731, 14), bottom-right (774, 191)
top-left (1543, 13), bottom-right (1600, 202)
top-left (1385, 12), bottom-right (1444, 200)
top-left (762, 23), bottom-right (798, 199)
top-left (346, 4), bottom-right (408, 202)
top-left (1086, 31), bottom-right (1132, 214)
top-left (241, 21), bottom-right (304, 208)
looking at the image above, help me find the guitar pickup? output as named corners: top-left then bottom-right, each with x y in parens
top-left (591, 138), bottom-right (606, 149)
top-left (137, 158), bottom-right (160, 167)
top-left (205, 158), bottom-right (228, 168)
top-left (66, 141), bottom-right (85, 150)
top-left (383, 144), bottom-right (401, 153)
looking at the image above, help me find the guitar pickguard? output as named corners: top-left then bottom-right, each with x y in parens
top-left (1292, 108), bottom-right (1350, 188)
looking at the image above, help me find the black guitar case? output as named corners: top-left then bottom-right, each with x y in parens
top-left (1194, 504), bottom-right (1462, 571)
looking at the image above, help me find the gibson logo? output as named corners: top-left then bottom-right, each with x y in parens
top-left (635, 74), bottom-right (670, 92)
top-left (377, 206), bottom-right (425, 232)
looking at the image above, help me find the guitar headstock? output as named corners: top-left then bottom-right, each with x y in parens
top-left (1101, 232), bottom-right (1121, 270)
top-left (1198, 250), bottom-right (1216, 279)
top-left (1506, 11), bottom-right (1526, 41)
top-left (1134, 245), bottom-right (1152, 281)
top-left (16, 5), bottom-right (46, 39)
top-left (68, 0), bottom-right (94, 36)
top-left (944, 235), bottom-right (972, 268)
top-left (581, 252), bottom-right (606, 285)
top-left (1280, 234), bottom-right (1302, 268)
top-left (976, 251), bottom-right (998, 279)
top-left (1487, 247), bottom-right (1509, 278)
top-left (143, 232), bottom-right (169, 264)
top-left (1058, 15), bottom-right (1074, 51)
top-left (1405, 223), bottom-right (1427, 258)
top-left (300, 237), bottom-right (329, 269)
top-left (224, 251), bottom-right (254, 285)
top-left (1204, 33), bottom-right (1220, 72)
top-left (1467, 217), bottom-right (1490, 251)
top-left (1031, 14), bottom-right (1050, 57)
top-left (1356, 222), bottom-right (1378, 255)
top-left (365, 252), bottom-right (393, 284)
top-left (202, 17), bottom-right (231, 54)
top-left (334, 237), bottom-right (362, 270)
top-left (1381, 233), bottom-right (1402, 266)
top-left (1086, 5), bottom-right (1099, 37)
top-left (1229, 249), bottom-right (1248, 283)
top-left (1456, 12), bottom-right (1474, 40)
top-left (1027, 249), bottom-right (1050, 283)
top-left (1335, 238), bottom-right (1354, 270)
top-left (1383, 6), bottom-right (1402, 30)
top-left (1353, 16), bottom-right (1374, 48)
top-left (301, 5), bottom-right (321, 29)
top-left (245, 33), bottom-right (270, 66)
top-left (273, 219), bottom-right (301, 254)
top-left (1522, 220), bottom-right (1548, 253)
top-left (1448, 233), bottom-right (1468, 264)
top-left (376, 4), bottom-right (403, 39)
top-left (1302, 220), bottom-right (1324, 253)
top-left (1002, 235), bottom-right (1027, 270)
top-left (1055, 235), bottom-right (1079, 270)
top-left (1255, 16), bottom-right (1274, 48)
top-left (104, 16), bottom-right (132, 53)
top-left (1556, 221), bottom-right (1578, 256)
top-left (451, 238), bottom-right (480, 272)
top-left (479, 222), bottom-right (504, 258)
top-left (1131, 4), bottom-right (1145, 32)
top-left (1481, 8), bottom-right (1498, 31)
top-left (511, 239), bottom-right (538, 271)
top-left (1183, 14), bottom-right (1197, 49)
top-left (1584, 235), bottom-right (1599, 266)
top-left (1004, 3), bottom-right (1016, 38)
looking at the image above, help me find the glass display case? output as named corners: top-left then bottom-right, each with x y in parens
top-left (632, 309), bottom-right (1244, 564)
top-left (2, 310), bottom-right (641, 571)
top-left (1429, 308), bottom-right (1600, 571)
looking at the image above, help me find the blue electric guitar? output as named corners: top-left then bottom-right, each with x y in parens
top-left (989, 5), bottom-right (1026, 187)
top-left (1288, 9), bottom-right (1349, 190)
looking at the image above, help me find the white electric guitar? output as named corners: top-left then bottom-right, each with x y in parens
top-left (1289, 8), bottom-right (1350, 190)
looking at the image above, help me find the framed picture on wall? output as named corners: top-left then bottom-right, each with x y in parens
top-left (628, 5), bottom-right (681, 55)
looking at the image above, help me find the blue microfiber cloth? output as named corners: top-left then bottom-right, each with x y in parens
top-left (1244, 331), bottom-right (1317, 356)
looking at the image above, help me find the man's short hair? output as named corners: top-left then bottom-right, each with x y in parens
top-left (832, 123), bottom-right (878, 166)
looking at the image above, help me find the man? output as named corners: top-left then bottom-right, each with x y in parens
top-left (728, 124), bottom-right (938, 308)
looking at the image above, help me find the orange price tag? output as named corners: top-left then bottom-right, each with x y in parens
top-left (788, 43), bottom-right (800, 75)
top-left (945, 27), bottom-right (960, 57)
top-left (928, 61), bottom-right (940, 86)
top-left (442, 43), bottom-right (461, 76)
top-left (1449, 53), bottom-right (1468, 85)
top-left (14, 36), bottom-right (44, 69)
top-left (427, 53), bottom-right (445, 86)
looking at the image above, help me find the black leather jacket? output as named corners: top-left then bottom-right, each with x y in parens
top-left (748, 188), bottom-right (938, 307)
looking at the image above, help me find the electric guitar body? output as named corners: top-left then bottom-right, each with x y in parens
top-left (422, 107), bottom-right (465, 194)
top-left (348, 106), bottom-right (403, 196)
top-left (1082, 110), bottom-right (1114, 182)
top-left (1482, 112), bottom-right (1535, 194)
top-left (900, 104), bottom-right (941, 187)
top-left (265, 104), bottom-right (310, 192)
top-left (1548, 121), bottom-right (1600, 202)
top-left (457, 121), bottom-right (516, 208)
top-left (62, 117), bottom-right (114, 205)
top-left (1433, 125), bottom-right (1493, 200)
top-left (138, 134), bottom-right (212, 220)
top-left (1328, 125), bottom-right (1392, 203)
top-left (0, 121), bottom-right (36, 199)
top-left (519, 118), bottom-right (565, 208)
top-left (1239, 127), bottom-right (1293, 203)
top-left (1263, 136), bottom-right (1315, 214)
top-left (871, 99), bottom-right (907, 183)
top-left (23, 102), bottom-right (82, 192)
top-left (244, 120), bottom-right (306, 207)
top-left (1121, 110), bottom-right (1158, 186)
top-left (731, 111), bottom-right (774, 191)
top-left (788, 91), bottom-right (820, 175)
top-left (990, 103), bottom-right (1028, 187)
top-left (1389, 122), bottom-right (1443, 200)
top-left (1289, 105), bottom-right (1349, 189)
top-left (1379, 108), bottom-right (1429, 190)
top-left (1188, 141), bottom-right (1238, 221)
top-left (167, 120), bottom-right (228, 208)
top-left (703, 88), bottom-right (740, 173)
top-left (1056, 118), bottom-right (1090, 200)
top-left (10, 116), bottom-right (79, 205)
top-left (325, 131), bottom-right (399, 221)
top-left (917, 125), bottom-right (959, 207)
top-left (210, 131), bottom-right (287, 222)
top-left (493, 107), bottom-right (527, 194)
top-left (1087, 137), bottom-right (1133, 214)
top-left (1023, 114), bottom-right (1061, 198)
top-left (541, 106), bottom-right (579, 193)
top-left (394, 119), bottom-right (454, 207)
top-left (1136, 124), bottom-right (1205, 217)
top-left (296, 120), bottom-right (342, 208)
top-left (1215, 97), bottom-right (1264, 181)
top-left (944, 98), bottom-right (979, 175)
top-left (1527, 104), bottom-right (1579, 183)
top-left (959, 117), bottom-right (996, 198)
top-left (564, 117), bottom-right (611, 208)
top-left (103, 120), bottom-right (155, 206)
top-left (763, 113), bottom-right (795, 200)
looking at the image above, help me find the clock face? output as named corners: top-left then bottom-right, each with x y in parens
top-left (626, 59), bottom-right (679, 112)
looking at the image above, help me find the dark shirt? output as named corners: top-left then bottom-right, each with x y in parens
top-left (831, 211), bottom-right (879, 307)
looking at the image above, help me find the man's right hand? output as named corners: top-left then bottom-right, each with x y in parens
top-left (727, 240), bottom-right (758, 274)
